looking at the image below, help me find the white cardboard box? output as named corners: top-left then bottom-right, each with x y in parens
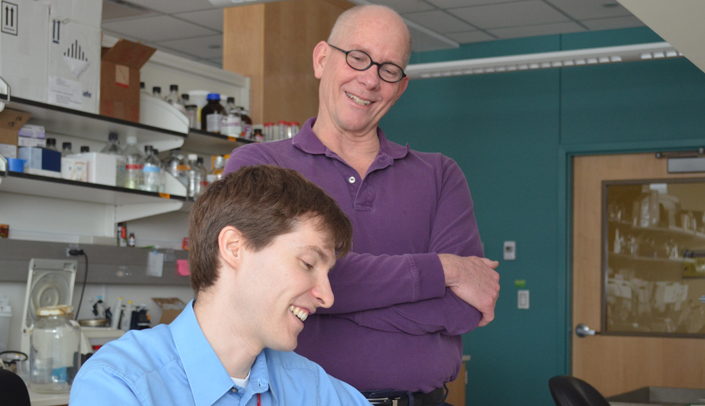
top-left (61, 156), bottom-right (88, 181)
top-left (73, 152), bottom-right (116, 186)
top-left (0, 0), bottom-right (51, 102)
top-left (0, 0), bottom-right (101, 113)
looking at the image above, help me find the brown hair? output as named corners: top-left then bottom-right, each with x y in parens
top-left (188, 165), bottom-right (353, 296)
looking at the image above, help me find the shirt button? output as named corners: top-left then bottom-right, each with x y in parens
top-left (348, 176), bottom-right (356, 184)
top-left (231, 388), bottom-right (238, 393)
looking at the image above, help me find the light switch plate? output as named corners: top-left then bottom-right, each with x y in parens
top-left (518, 290), bottom-right (529, 309)
top-left (504, 241), bottom-right (516, 260)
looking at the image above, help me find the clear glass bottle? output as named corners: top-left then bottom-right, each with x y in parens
top-left (152, 86), bottom-right (162, 99)
top-left (100, 132), bottom-right (126, 187)
top-left (139, 145), bottom-right (161, 192)
top-left (221, 97), bottom-right (241, 137)
top-left (61, 142), bottom-right (73, 157)
top-left (123, 136), bottom-right (143, 190)
top-left (165, 85), bottom-right (186, 113)
top-left (201, 93), bottom-right (226, 133)
top-left (140, 82), bottom-right (150, 95)
top-left (186, 154), bottom-right (205, 198)
top-left (30, 305), bottom-right (81, 394)
top-left (163, 149), bottom-right (189, 187)
top-left (196, 157), bottom-right (209, 190)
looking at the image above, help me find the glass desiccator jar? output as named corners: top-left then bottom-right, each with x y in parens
top-left (30, 305), bottom-right (81, 394)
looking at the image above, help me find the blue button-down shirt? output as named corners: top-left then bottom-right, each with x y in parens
top-left (69, 301), bottom-right (371, 406)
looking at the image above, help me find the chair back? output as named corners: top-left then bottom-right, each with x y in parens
top-left (0, 368), bottom-right (31, 406)
top-left (548, 375), bottom-right (611, 406)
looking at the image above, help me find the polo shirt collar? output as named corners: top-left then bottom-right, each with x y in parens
top-left (171, 301), bottom-right (242, 406)
top-left (292, 117), bottom-right (410, 161)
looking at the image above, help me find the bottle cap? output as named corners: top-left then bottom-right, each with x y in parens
top-left (140, 82), bottom-right (145, 89)
top-left (46, 138), bottom-right (56, 146)
top-left (227, 97), bottom-right (235, 104)
top-left (206, 93), bottom-right (221, 101)
top-left (80, 146), bottom-right (90, 153)
top-left (153, 86), bottom-right (161, 94)
top-left (170, 84), bottom-right (178, 91)
top-left (197, 157), bottom-right (204, 164)
top-left (181, 94), bottom-right (190, 101)
top-left (144, 145), bottom-right (154, 154)
top-left (108, 132), bottom-right (118, 141)
top-left (62, 142), bottom-right (72, 150)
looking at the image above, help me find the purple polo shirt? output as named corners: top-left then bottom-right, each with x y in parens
top-left (224, 118), bottom-right (482, 393)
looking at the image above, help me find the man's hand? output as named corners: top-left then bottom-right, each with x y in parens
top-left (439, 254), bottom-right (500, 327)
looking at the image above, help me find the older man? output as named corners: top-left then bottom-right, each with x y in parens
top-left (224, 5), bottom-right (500, 406)
top-left (70, 166), bottom-right (370, 406)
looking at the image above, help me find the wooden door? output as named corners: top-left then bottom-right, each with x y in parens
top-left (572, 153), bottom-right (705, 397)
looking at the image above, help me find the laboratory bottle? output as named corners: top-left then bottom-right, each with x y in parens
top-left (140, 82), bottom-right (149, 95)
top-left (45, 138), bottom-right (58, 152)
top-left (123, 136), bottom-right (144, 190)
top-left (29, 305), bottom-right (81, 394)
top-left (212, 155), bottom-right (226, 181)
top-left (61, 142), bottom-right (73, 157)
top-left (165, 85), bottom-right (186, 113)
top-left (240, 108), bottom-right (253, 139)
top-left (220, 97), bottom-right (241, 137)
top-left (163, 149), bottom-right (189, 187)
top-left (80, 146), bottom-right (89, 153)
top-left (253, 129), bottom-right (264, 142)
top-left (196, 157), bottom-right (209, 190)
top-left (201, 93), bottom-right (226, 133)
top-left (139, 145), bottom-right (161, 192)
top-left (100, 132), bottom-right (126, 186)
top-left (152, 86), bottom-right (162, 99)
top-left (186, 154), bottom-right (203, 198)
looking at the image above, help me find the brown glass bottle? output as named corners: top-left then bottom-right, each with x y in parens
top-left (201, 93), bottom-right (226, 133)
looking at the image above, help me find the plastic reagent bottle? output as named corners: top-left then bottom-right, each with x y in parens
top-left (186, 154), bottom-right (203, 198)
top-left (123, 136), bottom-right (143, 190)
top-left (101, 132), bottom-right (126, 186)
top-left (140, 145), bottom-right (161, 192)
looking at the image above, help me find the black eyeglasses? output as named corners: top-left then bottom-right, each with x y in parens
top-left (328, 44), bottom-right (406, 83)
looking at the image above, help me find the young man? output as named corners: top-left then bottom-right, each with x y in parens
top-left (69, 165), bottom-right (369, 406)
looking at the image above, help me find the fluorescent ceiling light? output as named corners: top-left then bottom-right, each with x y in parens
top-left (406, 42), bottom-right (682, 80)
top-left (209, 0), bottom-right (290, 7)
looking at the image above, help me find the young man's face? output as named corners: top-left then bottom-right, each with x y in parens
top-left (235, 217), bottom-right (336, 353)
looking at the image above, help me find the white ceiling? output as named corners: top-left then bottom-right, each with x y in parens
top-left (101, 0), bottom-right (645, 68)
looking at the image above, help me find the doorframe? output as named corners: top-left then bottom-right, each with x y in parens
top-left (556, 138), bottom-right (705, 375)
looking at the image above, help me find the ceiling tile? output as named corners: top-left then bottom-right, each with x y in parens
top-left (159, 35), bottom-right (224, 59)
top-left (102, 15), bottom-right (219, 42)
top-left (427, 0), bottom-right (513, 8)
top-left (102, 1), bottom-right (157, 21)
top-left (408, 25), bottom-right (458, 52)
top-left (544, 0), bottom-right (632, 20)
top-left (403, 10), bottom-right (475, 34)
top-left (445, 30), bottom-right (495, 44)
top-left (451, 1), bottom-right (571, 29)
top-left (124, 0), bottom-right (215, 14)
top-left (174, 9), bottom-right (224, 31)
top-left (488, 21), bottom-right (585, 39)
top-left (371, 0), bottom-right (435, 14)
top-left (581, 16), bottom-right (645, 31)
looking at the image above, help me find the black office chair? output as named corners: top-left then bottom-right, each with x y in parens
top-left (0, 368), bottom-right (31, 406)
top-left (548, 375), bottom-right (610, 406)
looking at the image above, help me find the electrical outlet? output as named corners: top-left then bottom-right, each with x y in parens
top-left (518, 290), bottom-right (529, 309)
top-left (503, 241), bottom-right (516, 260)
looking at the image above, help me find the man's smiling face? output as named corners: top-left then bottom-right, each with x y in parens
top-left (314, 8), bottom-right (409, 138)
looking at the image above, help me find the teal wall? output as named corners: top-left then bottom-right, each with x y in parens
top-left (380, 27), bottom-right (705, 406)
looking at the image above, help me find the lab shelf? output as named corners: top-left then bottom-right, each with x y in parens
top-left (0, 170), bottom-right (186, 222)
top-left (183, 128), bottom-right (255, 156)
top-left (2, 96), bottom-right (186, 152)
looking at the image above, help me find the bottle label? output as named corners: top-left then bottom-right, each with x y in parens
top-left (207, 113), bottom-right (222, 133)
top-left (126, 164), bottom-right (142, 170)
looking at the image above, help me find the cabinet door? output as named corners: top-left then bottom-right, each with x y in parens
top-left (572, 153), bottom-right (705, 397)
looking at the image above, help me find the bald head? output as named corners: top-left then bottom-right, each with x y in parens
top-left (328, 5), bottom-right (412, 68)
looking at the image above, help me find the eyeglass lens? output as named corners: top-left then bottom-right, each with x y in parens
top-left (346, 50), bottom-right (404, 83)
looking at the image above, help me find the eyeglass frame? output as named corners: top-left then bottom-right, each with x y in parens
top-left (327, 44), bottom-right (407, 84)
